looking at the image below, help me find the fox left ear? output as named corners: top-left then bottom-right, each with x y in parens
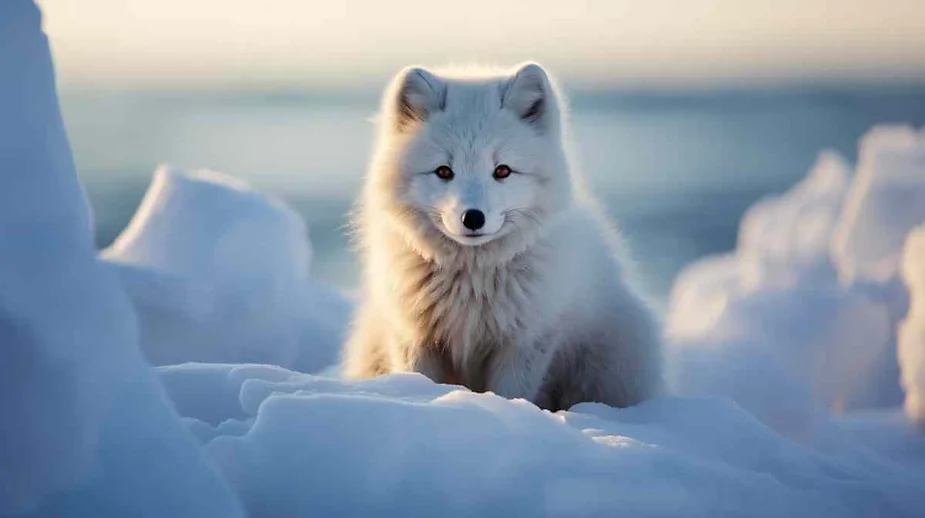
top-left (390, 66), bottom-right (446, 132)
top-left (502, 63), bottom-right (555, 131)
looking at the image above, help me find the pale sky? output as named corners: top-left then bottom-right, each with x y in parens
top-left (40, 0), bottom-right (925, 90)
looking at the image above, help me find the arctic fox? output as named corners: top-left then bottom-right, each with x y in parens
top-left (343, 63), bottom-right (662, 411)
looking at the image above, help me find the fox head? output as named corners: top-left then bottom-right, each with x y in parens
top-left (363, 63), bottom-right (573, 263)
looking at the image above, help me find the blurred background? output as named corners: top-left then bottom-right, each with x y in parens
top-left (40, 0), bottom-right (925, 302)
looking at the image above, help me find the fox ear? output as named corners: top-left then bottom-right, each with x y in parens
top-left (391, 66), bottom-right (445, 132)
top-left (502, 63), bottom-right (553, 130)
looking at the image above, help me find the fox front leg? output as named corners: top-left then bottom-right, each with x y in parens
top-left (486, 340), bottom-right (555, 404)
top-left (392, 341), bottom-right (455, 385)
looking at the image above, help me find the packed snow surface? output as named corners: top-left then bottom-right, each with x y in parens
top-left (152, 365), bottom-right (924, 517)
top-left (3, 1), bottom-right (925, 516)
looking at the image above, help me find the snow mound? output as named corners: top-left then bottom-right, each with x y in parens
top-left (0, 2), bottom-right (242, 515)
top-left (738, 151), bottom-right (850, 288)
top-left (156, 366), bottom-right (925, 518)
top-left (104, 164), bottom-right (311, 287)
top-left (833, 127), bottom-right (925, 284)
top-left (899, 226), bottom-right (925, 427)
top-left (103, 166), bottom-right (350, 372)
top-left (668, 128), bottom-right (925, 436)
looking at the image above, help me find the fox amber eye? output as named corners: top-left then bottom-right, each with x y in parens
top-left (493, 164), bottom-right (512, 180)
top-left (434, 165), bottom-right (454, 180)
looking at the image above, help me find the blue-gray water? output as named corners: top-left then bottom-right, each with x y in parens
top-left (62, 87), bottom-right (925, 302)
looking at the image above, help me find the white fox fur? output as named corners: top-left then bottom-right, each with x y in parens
top-left (343, 63), bottom-right (662, 410)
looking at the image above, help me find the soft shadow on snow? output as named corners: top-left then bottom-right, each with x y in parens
top-left (2, 1), bottom-right (925, 516)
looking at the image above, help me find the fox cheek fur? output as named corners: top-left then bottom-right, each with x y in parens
top-left (343, 63), bottom-right (663, 411)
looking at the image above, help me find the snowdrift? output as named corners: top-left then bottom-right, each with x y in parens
top-left (102, 165), bottom-right (350, 373)
top-left (899, 226), bottom-right (925, 428)
top-left (0, 2), bottom-right (242, 516)
top-left (2, 1), bottom-right (925, 516)
top-left (667, 127), bottom-right (925, 441)
top-left (160, 366), bottom-right (925, 517)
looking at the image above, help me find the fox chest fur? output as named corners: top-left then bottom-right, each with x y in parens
top-left (391, 246), bottom-right (549, 391)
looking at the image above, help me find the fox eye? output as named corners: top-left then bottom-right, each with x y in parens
top-left (434, 165), bottom-right (454, 180)
top-left (493, 164), bottom-right (512, 180)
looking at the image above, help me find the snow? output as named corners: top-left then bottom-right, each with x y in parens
top-left (3, 1), bottom-right (925, 516)
top-left (104, 165), bottom-right (311, 286)
top-left (155, 368), bottom-right (925, 517)
top-left (738, 151), bottom-right (849, 289)
top-left (0, 2), bottom-right (242, 516)
top-left (102, 166), bottom-right (350, 372)
top-left (833, 127), bottom-right (925, 284)
top-left (667, 133), bottom-right (925, 432)
top-left (899, 226), bottom-right (925, 427)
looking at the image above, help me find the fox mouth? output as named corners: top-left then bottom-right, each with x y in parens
top-left (439, 226), bottom-right (503, 246)
top-left (448, 231), bottom-right (496, 244)
top-left (424, 212), bottom-right (507, 246)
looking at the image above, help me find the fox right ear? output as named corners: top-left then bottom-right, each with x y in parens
top-left (390, 67), bottom-right (445, 132)
top-left (502, 63), bottom-right (553, 131)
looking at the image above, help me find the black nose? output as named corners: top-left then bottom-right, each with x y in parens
top-left (461, 209), bottom-right (485, 231)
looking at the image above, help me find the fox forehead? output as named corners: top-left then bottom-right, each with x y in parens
top-left (402, 127), bottom-right (534, 179)
top-left (440, 80), bottom-right (505, 117)
top-left (428, 94), bottom-right (515, 145)
top-left (406, 105), bottom-right (536, 170)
